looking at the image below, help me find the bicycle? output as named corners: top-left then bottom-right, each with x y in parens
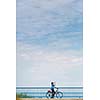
top-left (46, 88), bottom-right (63, 98)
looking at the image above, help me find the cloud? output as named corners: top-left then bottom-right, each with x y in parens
top-left (16, 42), bottom-right (82, 86)
top-left (16, 0), bottom-right (83, 86)
top-left (16, 0), bottom-right (83, 35)
top-left (17, 31), bottom-right (83, 53)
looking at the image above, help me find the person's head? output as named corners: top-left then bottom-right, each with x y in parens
top-left (51, 82), bottom-right (54, 85)
top-left (51, 81), bottom-right (56, 85)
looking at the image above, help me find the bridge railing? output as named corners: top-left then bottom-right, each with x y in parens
top-left (16, 87), bottom-right (83, 98)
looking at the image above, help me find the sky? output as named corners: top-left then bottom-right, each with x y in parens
top-left (16, 0), bottom-right (83, 86)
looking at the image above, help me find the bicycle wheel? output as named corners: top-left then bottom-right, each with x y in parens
top-left (46, 92), bottom-right (52, 98)
top-left (56, 92), bottom-right (63, 98)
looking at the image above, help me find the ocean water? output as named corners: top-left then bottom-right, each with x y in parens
top-left (16, 87), bottom-right (83, 98)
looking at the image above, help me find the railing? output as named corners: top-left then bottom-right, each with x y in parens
top-left (16, 86), bottom-right (83, 98)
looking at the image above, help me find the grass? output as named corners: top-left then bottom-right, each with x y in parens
top-left (16, 93), bottom-right (31, 98)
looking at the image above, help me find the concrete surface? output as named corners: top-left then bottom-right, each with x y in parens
top-left (17, 98), bottom-right (83, 100)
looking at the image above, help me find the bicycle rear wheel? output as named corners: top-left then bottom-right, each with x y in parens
top-left (56, 92), bottom-right (63, 98)
top-left (46, 92), bottom-right (52, 98)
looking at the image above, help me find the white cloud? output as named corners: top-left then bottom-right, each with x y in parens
top-left (16, 42), bottom-right (82, 86)
top-left (16, 0), bottom-right (83, 86)
top-left (16, 0), bottom-right (82, 35)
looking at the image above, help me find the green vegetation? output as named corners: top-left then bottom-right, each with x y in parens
top-left (16, 93), bottom-right (31, 98)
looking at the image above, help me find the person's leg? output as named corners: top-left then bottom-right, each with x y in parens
top-left (51, 89), bottom-right (55, 98)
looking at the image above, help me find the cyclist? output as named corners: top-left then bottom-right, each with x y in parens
top-left (50, 82), bottom-right (56, 98)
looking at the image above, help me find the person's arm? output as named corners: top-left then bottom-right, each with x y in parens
top-left (55, 86), bottom-right (58, 89)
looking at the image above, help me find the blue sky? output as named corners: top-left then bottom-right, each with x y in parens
top-left (16, 0), bottom-right (83, 86)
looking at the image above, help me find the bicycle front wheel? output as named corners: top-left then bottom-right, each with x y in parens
top-left (56, 92), bottom-right (63, 98)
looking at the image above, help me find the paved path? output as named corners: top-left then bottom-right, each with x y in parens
top-left (17, 98), bottom-right (83, 100)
